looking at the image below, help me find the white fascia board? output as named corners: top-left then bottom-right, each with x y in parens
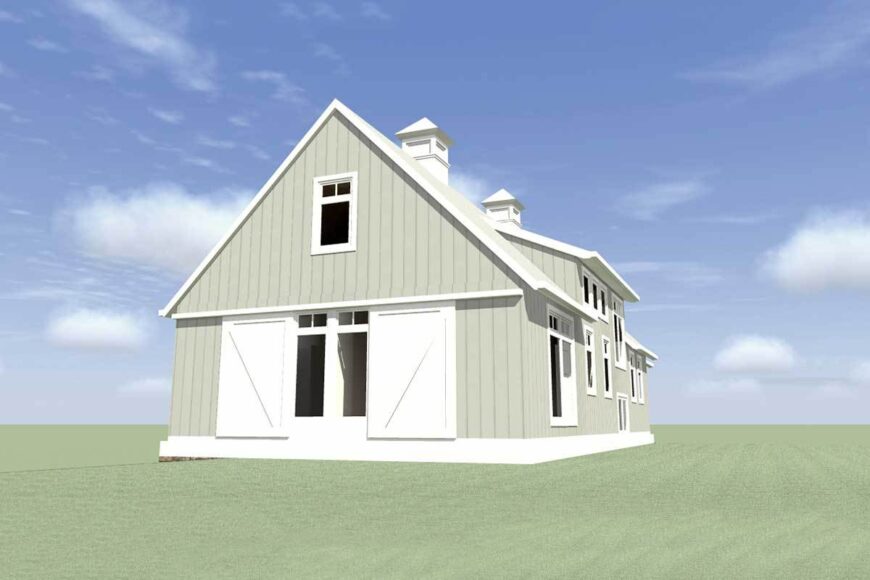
top-left (625, 331), bottom-right (659, 361)
top-left (160, 99), bottom-right (548, 318)
top-left (335, 102), bottom-right (551, 295)
top-left (493, 222), bottom-right (641, 303)
top-left (164, 288), bottom-right (524, 320)
top-left (539, 285), bottom-right (597, 322)
top-left (160, 100), bottom-right (344, 317)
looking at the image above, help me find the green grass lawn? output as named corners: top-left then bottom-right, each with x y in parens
top-left (1, 426), bottom-right (868, 578)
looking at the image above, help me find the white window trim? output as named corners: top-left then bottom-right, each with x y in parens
top-left (547, 305), bottom-right (578, 427)
top-left (612, 310), bottom-right (627, 371)
top-left (311, 171), bottom-right (358, 256)
top-left (581, 267), bottom-right (609, 322)
top-left (629, 352), bottom-right (638, 403)
top-left (583, 324), bottom-right (597, 397)
top-left (637, 356), bottom-right (645, 404)
top-left (601, 336), bottom-right (614, 400)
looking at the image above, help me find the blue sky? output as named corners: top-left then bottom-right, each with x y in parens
top-left (1, 1), bottom-right (869, 424)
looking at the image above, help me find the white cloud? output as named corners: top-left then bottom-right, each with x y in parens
top-left (808, 383), bottom-right (859, 401)
top-left (686, 377), bottom-right (762, 398)
top-left (451, 170), bottom-right (493, 203)
top-left (228, 114), bottom-right (252, 127)
top-left (714, 335), bottom-right (797, 374)
top-left (0, 356), bottom-right (4, 375)
top-left (280, 3), bottom-right (307, 20)
top-left (313, 42), bottom-right (348, 74)
top-left (0, 102), bottom-right (12, 112)
top-left (613, 261), bottom-right (723, 287)
top-left (67, 0), bottom-right (216, 92)
top-left (0, 10), bottom-right (23, 23)
top-left (197, 135), bottom-right (236, 149)
top-left (242, 70), bottom-right (306, 105)
top-left (149, 108), bottom-right (184, 124)
top-left (361, 2), bottom-right (390, 21)
top-left (761, 210), bottom-right (870, 292)
top-left (28, 37), bottom-right (68, 52)
top-left (0, 60), bottom-right (12, 77)
top-left (46, 309), bottom-right (148, 350)
top-left (117, 377), bottom-right (170, 397)
top-left (851, 361), bottom-right (870, 385)
top-left (684, 5), bottom-right (870, 89)
top-left (183, 156), bottom-right (231, 174)
top-left (689, 213), bottom-right (774, 226)
top-left (245, 144), bottom-right (270, 161)
top-left (86, 109), bottom-right (118, 125)
top-left (313, 2), bottom-right (341, 20)
top-left (65, 182), bottom-right (249, 274)
top-left (77, 64), bottom-right (115, 82)
top-left (617, 180), bottom-right (707, 220)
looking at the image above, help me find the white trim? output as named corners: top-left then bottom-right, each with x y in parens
top-left (629, 351), bottom-right (638, 403)
top-left (494, 222), bottom-right (640, 302)
top-left (166, 288), bottom-right (523, 320)
top-left (160, 99), bottom-right (555, 317)
top-left (601, 335), bottom-right (614, 400)
top-left (311, 171), bottom-right (358, 255)
top-left (638, 362), bottom-right (645, 405)
top-left (582, 323), bottom-right (597, 397)
top-left (547, 304), bottom-right (578, 427)
top-left (625, 331), bottom-right (659, 361)
top-left (612, 311), bottom-right (627, 370)
top-left (159, 429), bottom-right (655, 465)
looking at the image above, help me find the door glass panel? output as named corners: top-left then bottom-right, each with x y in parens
top-left (338, 332), bottom-right (367, 417)
top-left (549, 335), bottom-right (562, 417)
top-left (561, 340), bottom-right (572, 378)
top-left (295, 335), bottom-right (325, 416)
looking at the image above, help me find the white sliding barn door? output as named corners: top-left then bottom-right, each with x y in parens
top-left (215, 316), bottom-right (295, 437)
top-left (367, 304), bottom-right (456, 440)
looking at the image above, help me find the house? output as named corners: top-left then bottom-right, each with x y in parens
top-left (157, 99), bottom-right (658, 464)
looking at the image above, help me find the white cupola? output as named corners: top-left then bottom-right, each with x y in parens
top-left (482, 189), bottom-right (524, 227)
top-left (396, 117), bottom-right (452, 184)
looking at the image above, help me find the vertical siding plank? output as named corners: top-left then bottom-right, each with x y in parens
top-left (492, 298), bottom-right (509, 438)
top-left (465, 302), bottom-right (481, 438)
top-left (455, 303), bottom-right (468, 438)
top-left (478, 298), bottom-right (494, 438)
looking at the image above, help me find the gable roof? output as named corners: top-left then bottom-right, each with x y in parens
top-left (491, 222), bottom-right (641, 302)
top-left (160, 99), bottom-right (596, 320)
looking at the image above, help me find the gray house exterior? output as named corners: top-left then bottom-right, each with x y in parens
top-left (159, 100), bottom-right (657, 464)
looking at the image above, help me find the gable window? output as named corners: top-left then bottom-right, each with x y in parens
top-left (548, 307), bottom-right (577, 426)
top-left (602, 336), bottom-right (613, 398)
top-left (312, 172), bottom-right (358, 255)
top-left (584, 327), bottom-right (596, 396)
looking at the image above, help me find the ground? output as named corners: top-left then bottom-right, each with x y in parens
top-left (1, 425), bottom-right (868, 579)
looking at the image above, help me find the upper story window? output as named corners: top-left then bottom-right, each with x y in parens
top-left (612, 303), bottom-right (626, 369)
top-left (582, 268), bottom-right (608, 320)
top-left (629, 352), bottom-right (637, 402)
top-left (312, 172), bottom-right (358, 255)
top-left (637, 356), bottom-right (645, 404)
top-left (584, 327), bottom-right (596, 396)
top-left (602, 336), bottom-right (613, 398)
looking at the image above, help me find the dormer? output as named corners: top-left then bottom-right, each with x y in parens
top-left (396, 118), bottom-right (453, 184)
top-left (482, 188), bottom-right (524, 227)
